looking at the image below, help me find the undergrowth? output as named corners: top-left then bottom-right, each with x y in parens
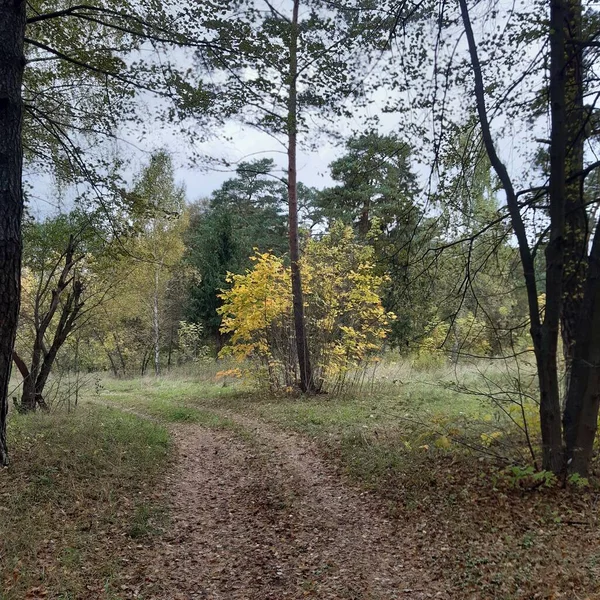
top-left (0, 406), bottom-right (170, 599)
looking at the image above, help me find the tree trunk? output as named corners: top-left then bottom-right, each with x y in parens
top-left (20, 331), bottom-right (42, 412)
top-left (141, 350), bottom-right (150, 377)
top-left (287, 0), bottom-right (315, 393)
top-left (112, 332), bottom-right (127, 374)
top-left (563, 219), bottom-right (600, 475)
top-left (13, 351), bottom-right (40, 412)
top-left (0, 0), bottom-right (27, 466)
top-left (153, 265), bottom-right (160, 376)
top-left (21, 370), bottom-right (38, 412)
top-left (537, 0), bottom-right (570, 472)
top-left (560, 0), bottom-right (586, 402)
top-left (74, 334), bottom-right (80, 408)
top-left (167, 328), bottom-right (174, 371)
top-left (358, 199), bottom-right (371, 236)
top-left (535, 338), bottom-right (564, 473)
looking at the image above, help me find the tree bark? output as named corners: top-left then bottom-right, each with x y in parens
top-left (287, 0), bottom-right (315, 393)
top-left (0, 0), bottom-right (27, 466)
top-left (536, 0), bottom-right (570, 473)
top-left (563, 218), bottom-right (600, 475)
top-left (560, 0), bottom-right (586, 400)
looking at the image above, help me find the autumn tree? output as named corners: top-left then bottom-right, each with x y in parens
top-left (200, 0), bottom-right (388, 392)
top-left (219, 224), bottom-right (394, 393)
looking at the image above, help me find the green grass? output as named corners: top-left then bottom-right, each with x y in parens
top-left (92, 360), bottom-right (539, 482)
top-left (0, 406), bottom-right (170, 599)
top-left (94, 359), bottom-right (536, 446)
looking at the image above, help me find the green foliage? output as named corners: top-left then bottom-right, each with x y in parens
top-left (318, 132), bottom-right (430, 348)
top-left (567, 472), bottom-right (590, 489)
top-left (495, 466), bottom-right (558, 490)
top-left (85, 151), bottom-right (191, 376)
top-left (177, 321), bottom-right (208, 363)
top-left (185, 159), bottom-right (290, 341)
top-left (199, 1), bottom-right (387, 138)
top-left (23, 0), bottom-right (214, 205)
top-left (317, 132), bottom-right (419, 235)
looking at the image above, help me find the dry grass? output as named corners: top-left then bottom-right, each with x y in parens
top-left (0, 406), bottom-right (170, 599)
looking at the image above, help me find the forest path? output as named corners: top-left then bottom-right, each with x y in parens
top-left (121, 408), bottom-right (447, 600)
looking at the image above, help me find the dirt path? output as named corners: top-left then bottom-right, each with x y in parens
top-left (128, 414), bottom-right (446, 600)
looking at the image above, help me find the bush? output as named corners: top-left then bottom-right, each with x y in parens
top-left (218, 224), bottom-right (395, 392)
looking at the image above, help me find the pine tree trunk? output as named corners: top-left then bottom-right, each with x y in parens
top-left (153, 265), bottom-right (161, 376)
top-left (0, 0), bottom-right (27, 466)
top-left (287, 0), bottom-right (315, 393)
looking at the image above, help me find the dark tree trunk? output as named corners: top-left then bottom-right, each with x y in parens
top-left (358, 200), bottom-right (371, 236)
top-left (114, 333), bottom-right (127, 374)
top-left (141, 350), bottom-right (150, 376)
top-left (459, 0), bottom-right (566, 472)
top-left (34, 281), bottom-right (83, 400)
top-left (537, 0), bottom-right (570, 472)
top-left (287, 0), bottom-right (315, 393)
top-left (561, 0), bottom-right (586, 398)
top-left (0, 0), bottom-right (27, 466)
top-left (563, 219), bottom-right (600, 475)
top-left (167, 323), bottom-right (175, 371)
top-left (21, 369), bottom-right (38, 411)
top-left (107, 351), bottom-right (119, 377)
top-left (153, 265), bottom-right (160, 376)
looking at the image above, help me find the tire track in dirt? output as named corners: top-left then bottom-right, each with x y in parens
top-left (127, 409), bottom-right (447, 600)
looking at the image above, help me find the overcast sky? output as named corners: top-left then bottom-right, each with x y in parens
top-left (25, 0), bottom-right (549, 221)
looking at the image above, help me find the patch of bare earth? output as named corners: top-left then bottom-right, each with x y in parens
top-left (127, 418), bottom-right (446, 600)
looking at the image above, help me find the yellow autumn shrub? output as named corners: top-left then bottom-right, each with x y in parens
top-left (218, 224), bottom-right (394, 392)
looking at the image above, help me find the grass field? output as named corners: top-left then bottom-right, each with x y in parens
top-left (97, 357), bottom-right (541, 471)
top-left (0, 406), bottom-right (170, 599)
top-left (3, 357), bottom-right (598, 599)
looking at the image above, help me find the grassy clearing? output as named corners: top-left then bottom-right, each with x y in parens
top-left (92, 359), bottom-right (600, 599)
top-left (93, 359), bottom-right (536, 465)
top-left (0, 406), bottom-right (170, 599)
top-left (98, 377), bottom-right (244, 430)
